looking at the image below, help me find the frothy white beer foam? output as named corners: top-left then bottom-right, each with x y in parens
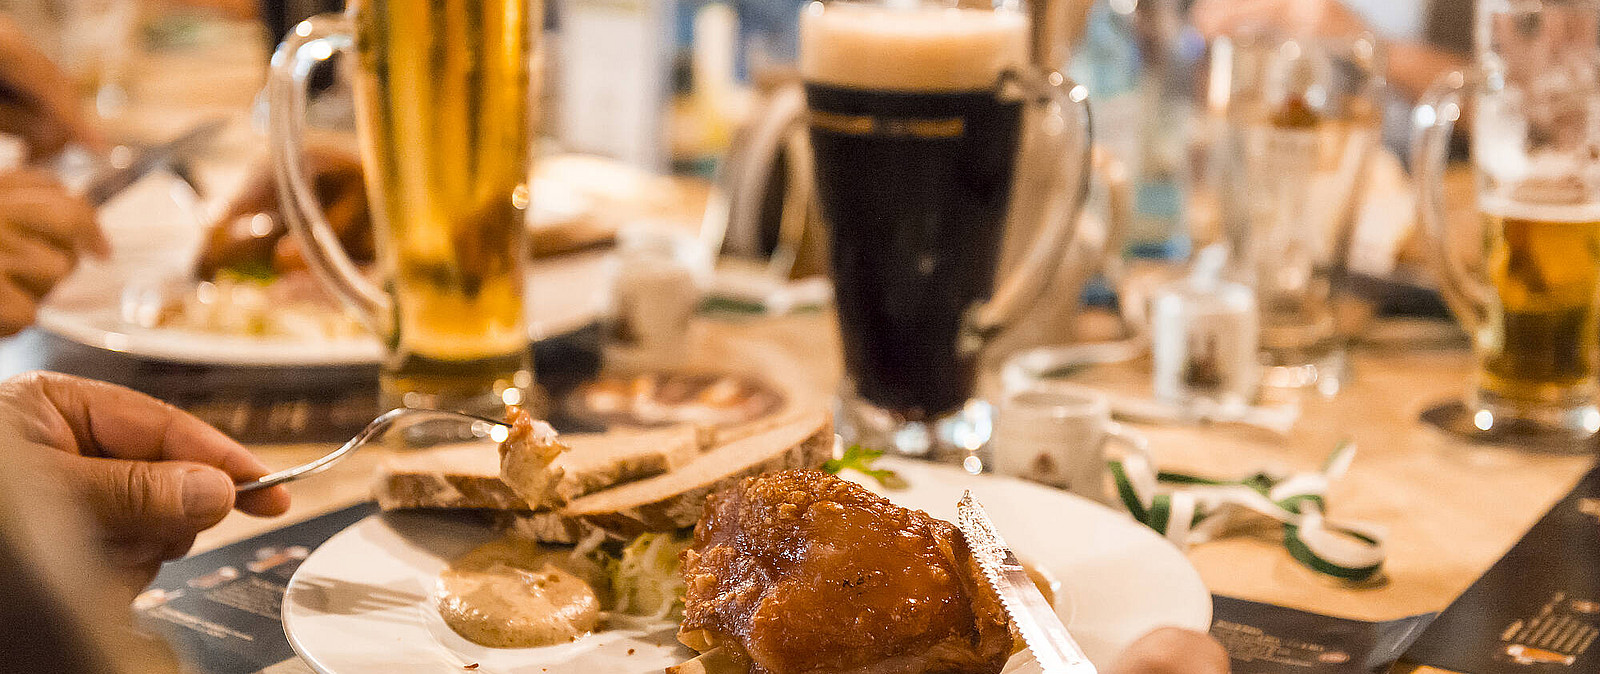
top-left (1481, 194), bottom-right (1600, 223)
top-left (799, 3), bottom-right (1027, 92)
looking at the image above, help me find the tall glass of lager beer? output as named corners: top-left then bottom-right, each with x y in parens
top-left (1414, 0), bottom-right (1600, 445)
top-left (800, 0), bottom-right (1092, 457)
top-left (268, 0), bottom-right (538, 417)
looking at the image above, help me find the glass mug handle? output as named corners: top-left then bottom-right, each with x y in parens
top-left (1411, 69), bottom-right (1490, 332)
top-left (1091, 147), bottom-right (1138, 332)
top-left (962, 70), bottom-right (1094, 349)
top-left (267, 15), bottom-right (392, 336)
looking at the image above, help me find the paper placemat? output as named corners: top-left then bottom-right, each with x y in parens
top-left (133, 502), bottom-right (379, 674)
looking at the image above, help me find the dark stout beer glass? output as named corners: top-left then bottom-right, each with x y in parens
top-left (800, 0), bottom-right (1092, 457)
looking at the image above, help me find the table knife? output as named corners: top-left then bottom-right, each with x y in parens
top-left (83, 118), bottom-right (226, 207)
top-left (956, 491), bottom-right (1097, 674)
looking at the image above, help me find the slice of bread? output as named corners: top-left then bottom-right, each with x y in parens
top-left (696, 406), bottom-right (801, 451)
top-left (491, 510), bottom-right (604, 546)
top-left (376, 407), bottom-right (835, 543)
top-left (373, 443), bottom-right (524, 511)
top-left (375, 424), bottom-right (701, 511)
top-left (556, 425), bottom-right (702, 502)
top-left (560, 409), bottom-right (835, 537)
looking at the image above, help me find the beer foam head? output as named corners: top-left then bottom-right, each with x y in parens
top-left (799, 3), bottom-right (1028, 92)
top-left (1481, 193), bottom-right (1600, 223)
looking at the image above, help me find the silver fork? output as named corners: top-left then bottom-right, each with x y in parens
top-left (234, 408), bottom-right (512, 493)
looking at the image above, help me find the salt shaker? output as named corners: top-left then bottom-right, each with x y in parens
top-left (1151, 245), bottom-right (1259, 411)
top-left (602, 225), bottom-right (711, 370)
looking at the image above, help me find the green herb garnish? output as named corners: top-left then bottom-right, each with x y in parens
top-left (217, 261), bottom-right (279, 284)
top-left (823, 445), bottom-right (907, 490)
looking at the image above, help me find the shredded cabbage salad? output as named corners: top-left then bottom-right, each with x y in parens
top-left (610, 531), bottom-right (693, 619)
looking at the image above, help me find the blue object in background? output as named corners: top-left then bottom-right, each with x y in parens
top-left (734, 0), bottom-right (809, 81)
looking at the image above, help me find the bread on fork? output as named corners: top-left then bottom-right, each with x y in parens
top-left (372, 407), bottom-right (834, 543)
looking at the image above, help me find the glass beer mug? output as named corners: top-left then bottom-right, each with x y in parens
top-left (1413, 0), bottom-right (1600, 445)
top-left (796, 0), bottom-right (1092, 458)
top-left (1211, 35), bottom-right (1383, 390)
top-left (269, 0), bottom-right (538, 417)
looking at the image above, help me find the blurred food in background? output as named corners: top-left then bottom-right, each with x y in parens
top-left (140, 153), bottom-right (702, 341)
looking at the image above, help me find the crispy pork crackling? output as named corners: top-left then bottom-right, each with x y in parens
top-left (678, 470), bottom-right (1011, 674)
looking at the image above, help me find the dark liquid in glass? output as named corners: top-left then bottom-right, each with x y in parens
top-left (806, 82), bottom-right (1023, 419)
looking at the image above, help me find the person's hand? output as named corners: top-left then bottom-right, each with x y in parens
top-left (1109, 628), bottom-right (1231, 674)
top-left (0, 18), bottom-right (105, 160)
top-left (0, 170), bottom-right (107, 335)
top-left (0, 372), bottom-right (291, 593)
top-left (1191, 0), bottom-right (1371, 42)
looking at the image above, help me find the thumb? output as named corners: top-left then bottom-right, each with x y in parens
top-left (1109, 628), bottom-right (1230, 674)
top-left (57, 454), bottom-right (237, 532)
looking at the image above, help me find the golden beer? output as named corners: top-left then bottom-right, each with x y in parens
top-left (1410, 0), bottom-right (1600, 443)
top-left (349, 0), bottom-right (536, 408)
top-left (1478, 198), bottom-right (1600, 408)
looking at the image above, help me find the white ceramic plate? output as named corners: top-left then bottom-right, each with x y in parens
top-left (35, 296), bottom-right (597, 367)
top-left (36, 303), bottom-right (381, 366)
top-left (282, 459), bottom-right (1211, 673)
top-left (38, 243), bottom-right (606, 367)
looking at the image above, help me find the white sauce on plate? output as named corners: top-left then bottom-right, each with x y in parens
top-left (436, 538), bottom-right (601, 648)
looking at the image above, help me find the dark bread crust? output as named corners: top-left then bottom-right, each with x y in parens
top-left (376, 468), bottom-right (529, 511)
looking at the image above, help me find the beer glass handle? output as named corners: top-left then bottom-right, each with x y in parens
top-left (964, 71), bottom-right (1094, 345)
top-left (268, 15), bottom-right (392, 336)
top-left (1094, 148), bottom-right (1138, 332)
top-left (1411, 69), bottom-right (1489, 331)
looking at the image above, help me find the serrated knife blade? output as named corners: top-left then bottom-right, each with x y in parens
top-left (956, 491), bottom-right (1097, 674)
